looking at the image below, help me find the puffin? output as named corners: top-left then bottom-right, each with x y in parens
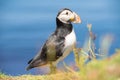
top-left (26, 8), bottom-right (81, 70)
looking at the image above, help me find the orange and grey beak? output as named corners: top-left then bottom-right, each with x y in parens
top-left (70, 12), bottom-right (81, 23)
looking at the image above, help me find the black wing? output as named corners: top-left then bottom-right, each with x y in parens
top-left (37, 33), bottom-right (65, 61)
top-left (27, 33), bottom-right (65, 70)
top-left (43, 33), bottom-right (65, 60)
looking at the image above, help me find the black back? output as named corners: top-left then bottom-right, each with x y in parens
top-left (40, 18), bottom-right (73, 60)
top-left (27, 15), bottom-right (73, 70)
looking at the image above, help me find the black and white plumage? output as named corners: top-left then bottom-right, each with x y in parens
top-left (26, 8), bottom-right (81, 70)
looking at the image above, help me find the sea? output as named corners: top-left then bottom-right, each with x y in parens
top-left (0, 0), bottom-right (120, 75)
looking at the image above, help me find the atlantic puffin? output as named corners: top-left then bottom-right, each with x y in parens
top-left (26, 8), bottom-right (81, 70)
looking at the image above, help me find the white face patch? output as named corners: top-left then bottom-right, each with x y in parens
top-left (57, 10), bottom-right (74, 24)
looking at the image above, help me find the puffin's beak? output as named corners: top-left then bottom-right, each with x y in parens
top-left (70, 12), bottom-right (81, 23)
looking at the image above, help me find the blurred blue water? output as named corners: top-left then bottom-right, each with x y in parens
top-left (0, 0), bottom-right (120, 75)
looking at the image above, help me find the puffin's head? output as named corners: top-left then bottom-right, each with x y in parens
top-left (57, 8), bottom-right (81, 24)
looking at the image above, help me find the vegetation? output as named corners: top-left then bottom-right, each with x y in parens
top-left (0, 49), bottom-right (120, 80)
top-left (0, 24), bottom-right (120, 80)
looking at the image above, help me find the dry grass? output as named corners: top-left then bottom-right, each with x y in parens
top-left (0, 49), bottom-right (120, 80)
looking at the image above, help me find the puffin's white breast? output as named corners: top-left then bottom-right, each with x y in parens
top-left (65, 29), bottom-right (76, 48)
top-left (54, 29), bottom-right (76, 65)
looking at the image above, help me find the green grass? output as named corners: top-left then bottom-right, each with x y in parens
top-left (0, 49), bottom-right (120, 80)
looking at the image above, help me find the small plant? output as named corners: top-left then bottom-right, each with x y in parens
top-left (69, 23), bottom-right (113, 72)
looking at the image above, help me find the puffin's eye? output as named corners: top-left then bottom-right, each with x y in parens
top-left (66, 12), bottom-right (68, 15)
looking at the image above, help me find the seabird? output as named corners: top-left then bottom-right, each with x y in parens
top-left (26, 8), bottom-right (81, 70)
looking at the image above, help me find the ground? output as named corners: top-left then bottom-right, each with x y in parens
top-left (0, 49), bottom-right (120, 80)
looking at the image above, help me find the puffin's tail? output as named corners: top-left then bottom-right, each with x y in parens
top-left (26, 64), bottom-right (33, 71)
top-left (26, 58), bottom-right (34, 71)
top-left (26, 59), bottom-right (47, 71)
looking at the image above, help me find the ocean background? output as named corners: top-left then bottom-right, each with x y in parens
top-left (0, 0), bottom-right (120, 75)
